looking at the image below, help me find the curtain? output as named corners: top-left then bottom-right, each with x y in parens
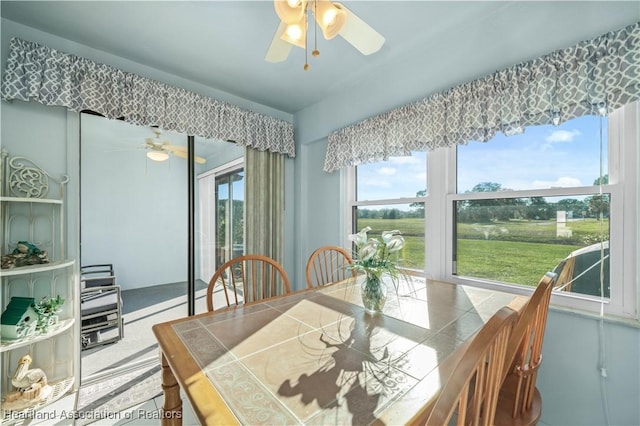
top-left (0, 37), bottom-right (295, 158)
top-left (244, 147), bottom-right (286, 294)
top-left (324, 21), bottom-right (640, 172)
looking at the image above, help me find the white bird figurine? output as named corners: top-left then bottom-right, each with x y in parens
top-left (11, 354), bottom-right (47, 397)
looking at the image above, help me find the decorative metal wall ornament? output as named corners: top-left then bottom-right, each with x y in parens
top-left (8, 156), bottom-right (50, 198)
top-left (2, 154), bottom-right (68, 199)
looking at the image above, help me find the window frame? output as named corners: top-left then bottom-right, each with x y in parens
top-left (344, 102), bottom-right (638, 320)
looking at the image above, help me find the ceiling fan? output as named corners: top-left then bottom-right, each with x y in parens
top-left (144, 128), bottom-right (206, 164)
top-left (265, 0), bottom-right (385, 70)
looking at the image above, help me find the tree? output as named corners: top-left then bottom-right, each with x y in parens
top-left (586, 194), bottom-right (610, 218)
top-left (556, 198), bottom-right (588, 218)
top-left (471, 182), bottom-right (503, 193)
top-left (526, 197), bottom-right (551, 220)
top-left (593, 174), bottom-right (609, 185)
top-left (410, 189), bottom-right (426, 213)
top-left (458, 182), bottom-right (521, 223)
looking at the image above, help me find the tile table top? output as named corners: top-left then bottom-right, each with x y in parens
top-left (153, 277), bottom-right (525, 425)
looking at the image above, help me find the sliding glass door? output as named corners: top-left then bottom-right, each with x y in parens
top-left (215, 168), bottom-right (245, 269)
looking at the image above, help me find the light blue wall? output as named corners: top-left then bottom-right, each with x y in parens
top-left (539, 310), bottom-right (640, 425)
top-left (293, 140), bottom-right (344, 285)
top-left (0, 98), bottom-right (68, 172)
top-left (2, 14), bottom-right (640, 426)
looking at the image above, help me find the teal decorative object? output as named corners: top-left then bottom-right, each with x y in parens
top-left (12, 241), bottom-right (42, 256)
top-left (1, 297), bottom-right (38, 339)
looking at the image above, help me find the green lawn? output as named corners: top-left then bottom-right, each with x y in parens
top-left (455, 239), bottom-right (580, 286)
top-left (358, 217), bottom-right (598, 286)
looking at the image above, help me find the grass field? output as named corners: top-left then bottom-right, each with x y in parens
top-left (358, 217), bottom-right (605, 287)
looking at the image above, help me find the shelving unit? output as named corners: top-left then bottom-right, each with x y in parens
top-left (0, 152), bottom-right (77, 422)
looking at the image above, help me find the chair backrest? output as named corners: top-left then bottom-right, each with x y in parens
top-left (500, 271), bottom-right (557, 418)
top-left (552, 257), bottom-right (575, 292)
top-left (80, 264), bottom-right (116, 288)
top-left (206, 254), bottom-right (291, 312)
top-left (305, 245), bottom-right (356, 289)
top-left (426, 307), bottom-right (518, 426)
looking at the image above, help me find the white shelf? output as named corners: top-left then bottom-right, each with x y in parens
top-left (1, 152), bottom-right (77, 419)
top-left (0, 196), bottom-right (62, 205)
top-left (1, 377), bottom-right (75, 424)
top-left (0, 318), bottom-right (75, 353)
top-left (0, 259), bottom-right (75, 277)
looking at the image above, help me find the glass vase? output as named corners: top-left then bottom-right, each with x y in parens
top-left (361, 271), bottom-right (388, 314)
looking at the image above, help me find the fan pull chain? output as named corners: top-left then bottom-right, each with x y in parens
top-left (304, 7), bottom-right (309, 71)
top-left (312, 0), bottom-right (319, 58)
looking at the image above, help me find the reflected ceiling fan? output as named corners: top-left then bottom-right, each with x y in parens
top-left (144, 128), bottom-right (206, 164)
top-left (265, 0), bottom-right (385, 70)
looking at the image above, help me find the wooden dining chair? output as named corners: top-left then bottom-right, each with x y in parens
top-left (305, 245), bottom-right (356, 288)
top-left (206, 254), bottom-right (292, 312)
top-left (494, 271), bottom-right (557, 426)
top-left (425, 306), bottom-right (518, 426)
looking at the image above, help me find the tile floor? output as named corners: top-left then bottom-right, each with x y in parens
top-left (7, 389), bottom-right (200, 426)
top-left (85, 393), bottom-right (200, 426)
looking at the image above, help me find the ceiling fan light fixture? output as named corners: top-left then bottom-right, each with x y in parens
top-left (314, 1), bottom-right (346, 40)
top-left (147, 151), bottom-right (170, 162)
top-left (274, 0), bottom-right (307, 24)
top-left (280, 19), bottom-right (306, 48)
top-left (266, 0), bottom-right (385, 68)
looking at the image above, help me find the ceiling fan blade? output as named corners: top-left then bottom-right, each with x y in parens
top-left (171, 149), bottom-right (207, 164)
top-left (335, 3), bottom-right (385, 55)
top-left (265, 21), bottom-right (294, 63)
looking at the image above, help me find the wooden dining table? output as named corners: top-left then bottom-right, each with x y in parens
top-left (152, 276), bottom-right (527, 425)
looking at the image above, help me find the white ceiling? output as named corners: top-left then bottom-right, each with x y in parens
top-left (1, 1), bottom-right (639, 116)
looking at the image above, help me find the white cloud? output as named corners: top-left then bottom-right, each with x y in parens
top-left (531, 176), bottom-right (582, 188)
top-left (378, 167), bottom-right (397, 176)
top-left (545, 129), bottom-right (581, 143)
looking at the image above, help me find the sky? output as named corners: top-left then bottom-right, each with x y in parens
top-left (357, 114), bottom-right (608, 201)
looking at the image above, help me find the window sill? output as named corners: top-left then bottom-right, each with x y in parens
top-left (449, 275), bottom-right (639, 326)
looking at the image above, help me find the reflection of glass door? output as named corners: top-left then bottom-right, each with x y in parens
top-left (215, 169), bottom-right (244, 269)
top-left (198, 158), bottom-right (244, 281)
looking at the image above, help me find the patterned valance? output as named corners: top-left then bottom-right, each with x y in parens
top-left (1, 38), bottom-right (295, 158)
top-left (324, 21), bottom-right (640, 172)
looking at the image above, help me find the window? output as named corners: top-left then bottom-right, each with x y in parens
top-left (450, 104), bottom-right (636, 318)
top-left (454, 114), bottom-right (611, 297)
top-left (346, 102), bottom-right (637, 318)
top-left (346, 152), bottom-right (427, 271)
